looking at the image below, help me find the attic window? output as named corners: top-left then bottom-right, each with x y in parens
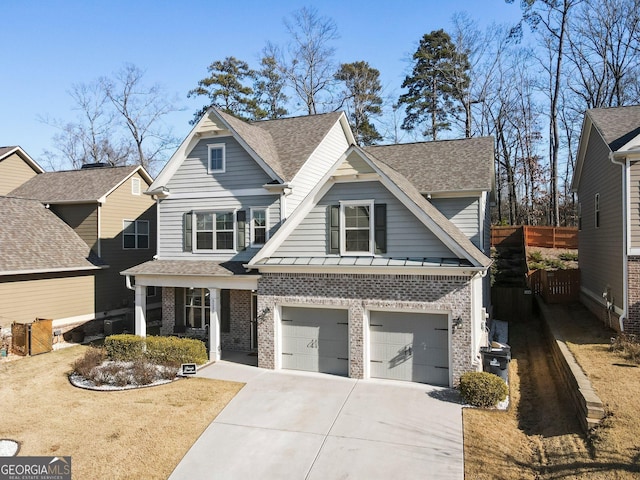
top-left (208, 144), bottom-right (226, 173)
top-left (131, 178), bottom-right (141, 195)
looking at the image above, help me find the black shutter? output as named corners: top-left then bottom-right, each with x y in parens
top-left (183, 213), bottom-right (192, 252)
top-left (374, 203), bottom-right (386, 254)
top-left (220, 289), bottom-right (231, 333)
top-left (329, 205), bottom-right (340, 254)
top-left (237, 210), bottom-right (247, 250)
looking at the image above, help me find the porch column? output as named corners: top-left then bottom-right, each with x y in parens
top-left (208, 288), bottom-right (221, 361)
top-left (134, 284), bottom-right (147, 338)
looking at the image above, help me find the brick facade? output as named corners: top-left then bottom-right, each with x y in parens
top-left (257, 272), bottom-right (474, 385)
top-left (221, 289), bottom-right (253, 351)
top-left (160, 287), bottom-right (175, 335)
top-left (626, 256), bottom-right (640, 334)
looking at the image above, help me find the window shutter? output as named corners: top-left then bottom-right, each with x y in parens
top-left (237, 210), bottom-right (247, 250)
top-left (374, 203), bottom-right (387, 254)
top-left (329, 205), bottom-right (340, 254)
top-left (221, 289), bottom-right (231, 333)
top-left (183, 213), bottom-right (192, 252)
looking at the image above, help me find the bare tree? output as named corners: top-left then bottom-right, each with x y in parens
top-left (281, 6), bottom-right (339, 114)
top-left (102, 63), bottom-right (179, 173)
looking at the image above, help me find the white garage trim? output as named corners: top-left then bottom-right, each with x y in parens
top-left (366, 308), bottom-right (452, 387)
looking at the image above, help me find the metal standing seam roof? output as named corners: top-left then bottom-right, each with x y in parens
top-left (254, 256), bottom-right (473, 268)
top-left (363, 137), bottom-right (494, 193)
top-left (586, 106), bottom-right (640, 152)
top-left (0, 196), bottom-right (104, 274)
top-left (216, 109), bottom-right (344, 182)
top-left (8, 165), bottom-right (140, 203)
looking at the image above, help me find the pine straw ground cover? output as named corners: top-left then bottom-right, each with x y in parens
top-left (464, 304), bottom-right (640, 479)
top-left (0, 345), bottom-right (242, 479)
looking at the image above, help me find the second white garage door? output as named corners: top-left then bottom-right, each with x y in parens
top-left (369, 311), bottom-right (449, 386)
top-left (281, 307), bottom-right (349, 375)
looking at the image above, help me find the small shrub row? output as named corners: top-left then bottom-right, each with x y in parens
top-left (104, 334), bottom-right (207, 365)
top-left (74, 356), bottom-right (180, 387)
top-left (459, 371), bottom-right (508, 407)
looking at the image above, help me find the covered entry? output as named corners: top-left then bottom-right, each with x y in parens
top-left (281, 306), bottom-right (348, 375)
top-left (369, 311), bottom-right (449, 386)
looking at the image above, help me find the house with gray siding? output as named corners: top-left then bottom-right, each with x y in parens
top-left (572, 105), bottom-right (640, 334)
top-left (123, 107), bottom-right (494, 387)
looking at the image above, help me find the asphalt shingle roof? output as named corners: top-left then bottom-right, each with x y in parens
top-left (216, 109), bottom-right (344, 182)
top-left (121, 260), bottom-right (255, 277)
top-left (9, 165), bottom-right (139, 203)
top-left (587, 106), bottom-right (640, 151)
top-left (364, 137), bottom-right (494, 194)
top-left (0, 196), bottom-right (103, 274)
top-left (0, 146), bottom-right (17, 158)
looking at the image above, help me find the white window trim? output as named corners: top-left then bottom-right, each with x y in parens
top-left (250, 207), bottom-right (269, 247)
top-left (595, 193), bottom-right (600, 229)
top-left (122, 219), bottom-right (150, 249)
top-left (184, 288), bottom-right (210, 329)
top-left (131, 177), bottom-right (141, 195)
top-left (192, 210), bottom-right (237, 253)
top-left (208, 143), bottom-right (226, 173)
top-left (339, 199), bottom-right (375, 256)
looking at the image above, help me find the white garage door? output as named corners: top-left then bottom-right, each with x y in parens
top-left (369, 311), bottom-right (449, 386)
top-left (281, 307), bottom-right (349, 375)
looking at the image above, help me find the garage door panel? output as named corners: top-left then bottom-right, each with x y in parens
top-left (281, 307), bottom-right (349, 376)
top-left (369, 311), bottom-right (449, 386)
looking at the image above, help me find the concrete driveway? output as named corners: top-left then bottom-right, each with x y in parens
top-left (169, 359), bottom-right (463, 480)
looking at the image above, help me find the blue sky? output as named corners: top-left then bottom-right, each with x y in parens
top-left (1, 0), bottom-right (523, 168)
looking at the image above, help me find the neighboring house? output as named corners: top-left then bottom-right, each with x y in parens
top-left (0, 146), bottom-right (44, 195)
top-left (123, 108), bottom-right (493, 386)
top-left (10, 165), bottom-right (158, 332)
top-left (572, 105), bottom-right (640, 334)
top-left (0, 196), bottom-right (104, 329)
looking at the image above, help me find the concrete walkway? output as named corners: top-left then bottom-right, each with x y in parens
top-left (169, 358), bottom-right (464, 480)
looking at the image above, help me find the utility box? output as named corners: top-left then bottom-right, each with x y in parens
top-left (104, 318), bottom-right (125, 336)
top-left (11, 318), bottom-right (53, 356)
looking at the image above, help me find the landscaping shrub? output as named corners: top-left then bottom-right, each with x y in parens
top-left (528, 250), bottom-right (543, 262)
top-left (559, 251), bottom-right (578, 261)
top-left (459, 371), bottom-right (508, 407)
top-left (131, 359), bottom-right (157, 385)
top-left (145, 336), bottom-right (208, 365)
top-left (72, 346), bottom-right (106, 377)
top-left (610, 334), bottom-right (640, 364)
top-left (104, 334), bottom-right (145, 361)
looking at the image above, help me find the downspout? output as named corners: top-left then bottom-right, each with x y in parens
top-left (609, 151), bottom-right (628, 332)
top-left (125, 275), bottom-right (135, 291)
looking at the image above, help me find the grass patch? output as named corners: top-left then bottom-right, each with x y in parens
top-left (0, 346), bottom-right (242, 479)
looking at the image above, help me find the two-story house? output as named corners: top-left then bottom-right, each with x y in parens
top-left (572, 105), bottom-right (640, 334)
top-left (123, 108), bottom-right (493, 386)
top-left (10, 164), bottom-right (158, 333)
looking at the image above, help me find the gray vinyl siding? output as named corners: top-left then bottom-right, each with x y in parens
top-left (275, 181), bottom-right (455, 258)
top-left (286, 121), bottom-right (350, 216)
top-left (578, 125), bottom-right (624, 311)
top-left (430, 197), bottom-right (481, 248)
top-left (167, 136), bottom-right (273, 193)
top-left (0, 153), bottom-right (39, 195)
top-left (158, 195), bottom-right (281, 261)
top-left (630, 161), bottom-right (640, 248)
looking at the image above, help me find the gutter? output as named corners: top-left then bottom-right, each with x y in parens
top-left (609, 151), bottom-right (628, 332)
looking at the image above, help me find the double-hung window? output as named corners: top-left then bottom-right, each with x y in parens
top-left (341, 200), bottom-right (374, 255)
top-left (251, 208), bottom-right (268, 246)
top-left (208, 144), bottom-right (225, 173)
top-left (194, 211), bottom-right (235, 251)
top-left (185, 288), bottom-right (210, 329)
top-left (123, 220), bottom-right (149, 249)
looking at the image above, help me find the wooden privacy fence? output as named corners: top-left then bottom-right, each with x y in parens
top-left (528, 269), bottom-right (580, 304)
top-left (11, 318), bottom-right (53, 356)
top-left (492, 226), bottom-right (578, 249)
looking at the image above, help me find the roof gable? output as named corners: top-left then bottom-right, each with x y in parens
top-left (8, 165), bottom-right (151, 204)
top-left (588, 106), bottom-right (640, 151)
top-left (0, 196), bottom-right (103, 275)
top-left (250, 146), bottom-right (491, 269)
top-left (0, 146), bottom-right (44, 174)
